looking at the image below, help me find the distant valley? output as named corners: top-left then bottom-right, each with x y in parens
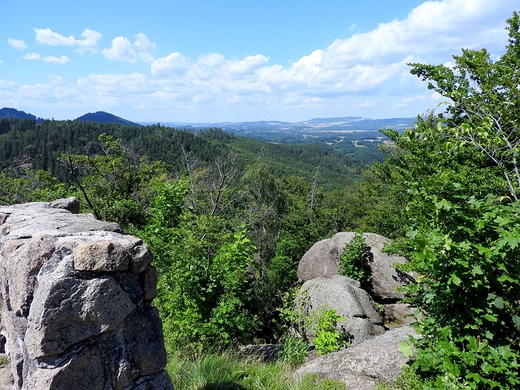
top-left (0, 107), bottom-right (415, 142)
top-left (139, 116), bottom-right (416, 141)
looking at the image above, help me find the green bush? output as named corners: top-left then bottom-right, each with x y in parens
top-left (338, 234), bottom-right (372, 284)
top-left (312, 309), bottom-right (349, 356)
top-left (142, 180), bottom-right (259, 351)
top-left (278, 290), bottom-right (349, 358)
top-left (400, 194), bottom-right (520, 388)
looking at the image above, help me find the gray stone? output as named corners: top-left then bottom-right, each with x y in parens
top-left (0, 200), bottom-right (172, 389)
top-left (0, 358), bottom-right (14, 390)
top-left (128, 238), bottom-right (153, 274)
top-left (74, 240), bottom-right (130, 272)
top-left (131, 371), bottom-right (174, 390)
top-left (50, 197), bottom-right (80, 214)
top-left (294, 326), bottom-right (416, 390)
top-left (25, 276), bottom-right (136, 358)
top-left (24, 347), bottom-right (105, 390)
top-left (143, 265), bottom-right (158, 301)
top-left (298, 232), bottom-right (415, 302)
top-left (4, 235), bottom-right (56, 317)
top-left (298, 233), bottom-right (358, 281)
top-left (121, 305), bottom-right (168, 377)
top-left (298, 275), bottom-right (384, 346)
top-left (363, 233), bottom-right (414, 301)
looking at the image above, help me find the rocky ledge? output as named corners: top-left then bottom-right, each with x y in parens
top-left (0, 198), bottom-right (172, 390)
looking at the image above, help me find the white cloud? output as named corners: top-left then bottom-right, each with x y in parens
top-left (321, 0), bottom-right (515, 68)
top-left (8, 38), bottom-right (28, 50)
top-left (147, 0), bottom-right (515, 109)
top-left (102, 37), bottom-right (137, 63)
top-left (102, 33), bottom-right (156, 63)
top-left (23, 53), bottom-right (41, 60)
top-left (134, 0), bottom-right (516, 119)
top-left (22, 53), bottom-right (71, 64)
top-left (355, 100), bottom-right (376, 108)
top-left (134, 33), bottom-right (156, 62)
top-left (222, 54), bottom-right (269, 76)
top-left (33, 28), bottom-right (101, 53)
top-left (43, 55), bottom-right (72, 64)
top-left (151, 53), bottom-right (191, 78)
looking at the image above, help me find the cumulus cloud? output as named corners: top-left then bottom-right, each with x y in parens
top-left (150, 52), bottom-right (270, 82)
top-left (134, 33), bottom-right (156, 62)
top-left (151, 53), bottom-right (191, 78)
top-left (102, 37), bottom-right (137, 63)
top-left (16, 74), bottom-right (72, 100)
top-left (322, 0), bottom-right (514, 68)
top-left (96, 0), bottom-right (515, 119)
top-left (102, 33), bottom-right (156, 63)
top-left (8, 38), bottom-right (28, 50)
top-left (33, 28), bottom-right (101, 53)
top-left (77, 72), bottom-right (149, 93)
top-left (146, 0), bottom-right (516, 111)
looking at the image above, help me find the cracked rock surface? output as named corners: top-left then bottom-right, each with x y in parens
top-left (0, 199), bottom-right (172, 390)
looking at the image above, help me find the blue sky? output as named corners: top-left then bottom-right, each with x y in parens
top-left (0, 0), bottom-right (518, 122)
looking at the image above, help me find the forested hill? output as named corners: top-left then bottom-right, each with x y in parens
top-left (0, 107), bottom-right (41, 122)
top-left (0, 118), bottom-right (370, 189)
top-left (75, 111), bottom-right (141, 126)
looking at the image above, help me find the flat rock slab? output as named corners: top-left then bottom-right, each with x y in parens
top-left (294, 326), bottom-right (416, 390)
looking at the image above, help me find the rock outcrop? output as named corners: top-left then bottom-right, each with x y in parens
top-left (298, 232), bottom-right (414, 302)
top-left (295, 232), bottom-right (418, 387)
top-left (298, 276), bottom-right (385, 346)
top-left (0, 199), bottom-right (172, 390)
top-left (294, 326), bottom-right (415, 390)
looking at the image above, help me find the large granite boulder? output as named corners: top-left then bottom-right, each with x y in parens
top-left (298, 232), bottom-right (414, 302)
top-left (294, 326), bottom-right (416, 390)
top-left (298, 275), bottom-right (385, 346)
top-left (0, 199), bottom-right (172, 390)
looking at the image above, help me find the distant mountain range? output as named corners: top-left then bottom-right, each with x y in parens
top-left (0, 108), bottom-right (141, 127)
top-left (139, 117), bottom-right (416, 134)
top-left (0, 107), bottom-right (416, 133)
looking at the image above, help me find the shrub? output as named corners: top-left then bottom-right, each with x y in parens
top-left (338, 234), bottom-right (372, 284)
top-left (278, 289), bottom-right (350, 358)
top-left (312, 308), bottom-right (349, 356)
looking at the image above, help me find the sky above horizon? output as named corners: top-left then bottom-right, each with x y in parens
top-left (0, 0), bottom-right (518, 123)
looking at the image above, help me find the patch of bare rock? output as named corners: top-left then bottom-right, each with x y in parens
top-left (0, 198), bottom-right (173, 390)
top-left (294, 326), bottom-right (415, 390)
top-left (294, 232), bottom-right (418, 389)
